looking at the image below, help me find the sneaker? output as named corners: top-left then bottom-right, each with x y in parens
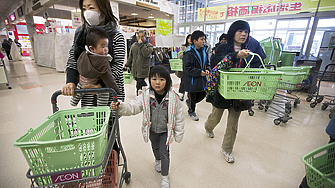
top-left (188, 112), bottom-right (199, 121)
top-left (161, 176), bottom-right (169, 188)
top-left (155, 160), bottom-right (161, 172)
top-left (206, 129), bottom-right (214, 138)
top-left (221, 149), bottom-right (235, 163)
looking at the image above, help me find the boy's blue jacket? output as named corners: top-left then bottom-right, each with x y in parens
top-left (182, 44), bottom-right (210, 92)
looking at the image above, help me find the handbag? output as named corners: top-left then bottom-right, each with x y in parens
top-left (232, 100), bottom-right (252, 112)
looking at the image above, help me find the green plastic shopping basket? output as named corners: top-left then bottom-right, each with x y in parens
top-left (302, 142), bottom-right (335, 188)
top-left (218, 52), bottom-right (283, 100)
top-left (276, 67), bottom-right (306, 90)
top-left (13, 107), bottom-right (111, 181)
top-left (169, 59), bottom-right (183, 71)
top-left (123, 69), bottom-right (133, 84)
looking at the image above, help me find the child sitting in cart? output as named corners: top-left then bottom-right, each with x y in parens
top-left (70, 27), bottom-right (120, 107)
top-left (111, 65), bottom-right (185, 188)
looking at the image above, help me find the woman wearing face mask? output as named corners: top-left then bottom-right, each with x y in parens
top-left (62, 0), bottom-right (126, 106)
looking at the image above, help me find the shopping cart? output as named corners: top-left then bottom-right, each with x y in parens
top-left (14, 88), bottom-right (131, 187)
top-left (306, 64), bottom-right (335, 119)
top-left (301, 142), bottom-right (335, 188)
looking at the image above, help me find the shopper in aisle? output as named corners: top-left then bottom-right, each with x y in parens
top-left (61, 0), bottom-right (125, 106)
top-left (175, 34), bottom-right (192, 101)
top-left (1, 39), bottom-right (12, 60)
top-left (111, 65), bottom-right (185, 188)
top-left (10, 38), bottom-right (23, 61)
top-left (125, 30), bottom-right (153, 96)
top-left (299, 114), bottom-right (335, 188)
top-left (212, 33), bottom-right (227, 55)
top-left (204, 20), bottom-right (255, 163)
top-left (70, 27), bottom-right (120, 107)
top-left (183, 30), bottom-right (210, 121)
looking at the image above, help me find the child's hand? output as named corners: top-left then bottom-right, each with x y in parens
top-left (111, 101), bottom-right (120, 111)
top-left (201, 71), bottom-right (207, 76)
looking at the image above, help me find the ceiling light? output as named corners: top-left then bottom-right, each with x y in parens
top-left (131, 13), bottom-right (138, 16)
top-left (148, 16), bottom-right (154, 19)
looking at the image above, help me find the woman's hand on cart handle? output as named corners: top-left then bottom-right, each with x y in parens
top-left (237, 49), bottom-right (250, 59)
top-left (111, 101), bottom-right (120, 111)
top-left (61, 83), bottom-right (76, 97)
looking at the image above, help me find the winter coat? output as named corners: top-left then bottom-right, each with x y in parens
top-left (118, 86), bottom-right (185, 145)
top-left (126, 41), bottom-right (153, 78)
top-left (182, 45), bottom-right (210, 92)
top-left (77, 48), bottom-right (120, 94)
top-left (66, 21), bottom-right (126, 103)
top-left (2, 41), bottom-right (11, 51)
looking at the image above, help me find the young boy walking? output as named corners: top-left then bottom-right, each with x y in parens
top-left (182, 30), bottom-right (210, 121)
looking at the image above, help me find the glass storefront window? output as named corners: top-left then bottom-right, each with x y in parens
top-left (253, 19), bottom-right (276, 30)
top-left (317, 18), bottom-right (335, 28)
top-left (288, 19), bottom-right (308, 28)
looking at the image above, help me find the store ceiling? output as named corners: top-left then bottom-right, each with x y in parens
top-left (0, 0), bottom-right (171, 30)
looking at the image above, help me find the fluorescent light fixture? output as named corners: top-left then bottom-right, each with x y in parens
top-left (131, 13), bottom-right (138, 16)
top-left (148, 16), bottom-right (154, 19)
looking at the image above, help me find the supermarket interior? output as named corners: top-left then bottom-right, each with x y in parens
top-left (0, 0), bottom-right (334, 187)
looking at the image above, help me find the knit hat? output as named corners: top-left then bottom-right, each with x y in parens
top-left (227, 20), bottom-right (250, 45)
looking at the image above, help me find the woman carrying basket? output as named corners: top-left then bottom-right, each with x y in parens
top-left (204, 20), bottom-right (265, 163)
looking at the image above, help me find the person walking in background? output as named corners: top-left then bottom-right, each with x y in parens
top-left (125, 30), bottom-right (153, 96)
top-left (70, 27), bottom-right (120, 107)
top-left (61, 0), bottom-right (126, 107)
top-left (205, 20), bottom-right (255, 163)
top-left (183, 30), bottom-right (210, 121)
top-left (212, 33), bottom-right (227, 55)
top-left (111, 65), bottom-right (185, 188)
top-left (11, 38), bottom-right (23, 61)
top-left (175, 34), bottom-right (192, 101)
top-left (2, 39), bottom-right (12, 60)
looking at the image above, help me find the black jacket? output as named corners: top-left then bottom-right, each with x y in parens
top-left (182, 45), bottom-right (210, 93)
top-left (2, 41), bottom-right (11, 51)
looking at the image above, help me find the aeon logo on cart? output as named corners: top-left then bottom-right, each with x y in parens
top-left (51, 171), bottom-right (82, 183)
top-left (243, 81), bottom-right (262, 87)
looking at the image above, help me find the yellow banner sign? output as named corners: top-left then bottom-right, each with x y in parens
top-left (156, 18), bottom-right (172, 36)
top-left (197, 6), bottom-right (226, 21)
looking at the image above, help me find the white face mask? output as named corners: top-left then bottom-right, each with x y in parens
top-left (84, 10), bottom-right (102, 26)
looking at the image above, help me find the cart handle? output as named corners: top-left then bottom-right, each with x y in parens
top-left (51, 88), bottom-right (118, 113)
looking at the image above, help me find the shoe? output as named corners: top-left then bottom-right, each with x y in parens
top-left (155, 160), bottom-right (161, 172)
top-left (161, 176), bottom-right (169, 188)
top-left (221, 149), bottom-right (235, 163)
top-left (188, 112), bottom-right (199, 121)
top-left (205, 128), bottom-right (214, 138)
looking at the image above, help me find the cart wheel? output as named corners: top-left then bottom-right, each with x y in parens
top-left (264, 106), bottom-right (269, 112)
top-left (285, 108), bottom-right (291, 114)
top-left (258, 105), bottom-right (264, 110)
top-left (274, 119), bottom-right (281, 125)
top-left (287, 90), bottom-right (293, 94)
top-left (8, 86), bottom-right (12, 89)
top-left (321, 102), bottom-right (329, 110)
top-left (316, 96), bottom-right (324, 103)
top-left (124, 172), bottom-right (131, 184)
top-left (310, 102), bottom-right (317, 108)
top-left (248, 110), bottom-right (254, 116)
top-left (306, 97), bottom-right (312, 102)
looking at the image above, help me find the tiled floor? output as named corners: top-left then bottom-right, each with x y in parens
top-left (0, 57), bottom-right (334, 188)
